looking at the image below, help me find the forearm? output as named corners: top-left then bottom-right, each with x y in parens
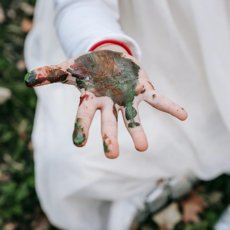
top-left (53, 0), bottom-right (141, 58)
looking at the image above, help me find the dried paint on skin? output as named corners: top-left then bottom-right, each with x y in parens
top-left (24, 50), bottom-right (144, 149)
top-left (103, 134), bottom-right (111, 153)
top-left (24, 70), bottom-right (37, 86)
top-left (73, 118), bottom-right (86, 146)
top-left (103, 140), bottom-right (109, 153)
top-left (112, 104), bottom-right (118, 121)
top-left (67, 50), bottom-right (140, 127)
top-left (79, 94), bottom-right (89, 106)
top-left (25, 67), bottom-right (68, 87)
top-left (128, 121), bottom-right (140, 128)
top-left (135, 84), bottom-right (146, 95)
top-left (140, 88), bottom-right (146, 94)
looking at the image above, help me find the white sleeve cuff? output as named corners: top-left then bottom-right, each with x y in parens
top-left (86, 34), bottom-right (142, 59)
top-left (54, 0), bottom-right (142, 59)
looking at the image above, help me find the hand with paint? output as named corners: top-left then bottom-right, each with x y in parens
top-left (25, 49), bottom-right (187, 159)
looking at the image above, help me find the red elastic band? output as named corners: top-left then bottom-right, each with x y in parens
top-left (89, 39), bottom-right (133, 56)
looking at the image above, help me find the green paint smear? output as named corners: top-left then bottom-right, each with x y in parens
top-left (24, 71), bottom-right (37, 86)
top-left (125, 102), bottom-right (137, 121)
top-left (67, 51), bottom-right (140, 127)
top-left (103, 140), bottom-right (109, 153)
top-left (128, 122), bottom-right (140, 128)
top-left (72, 118), bottom-right (86, 146)
top-left (73, 132), bottom-right (86, 146)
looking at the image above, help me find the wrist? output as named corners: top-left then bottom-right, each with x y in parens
top-left (89, 39), bottom-right (133, 56)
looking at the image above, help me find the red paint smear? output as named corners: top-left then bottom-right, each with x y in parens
top-left (36, 73), bottom-right (43, 78)
top-left (79, 94), bottom-right (89, 106)
top-left (103, 134), bottom-right (112, 145)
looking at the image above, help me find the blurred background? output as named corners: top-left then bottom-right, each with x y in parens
top-left (0, 0), bottom-right (230, 229)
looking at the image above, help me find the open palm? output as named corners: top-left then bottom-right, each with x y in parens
top-left (25, 50), bottom-right (187, 158)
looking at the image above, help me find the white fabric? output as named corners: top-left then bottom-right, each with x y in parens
top-left (24, 0), bottom-right (230, 229)
top-left (55, 0), bottom-right (141, 57)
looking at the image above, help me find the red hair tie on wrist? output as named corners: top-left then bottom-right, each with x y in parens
top-left (89, 39), bottom-right (133, 56)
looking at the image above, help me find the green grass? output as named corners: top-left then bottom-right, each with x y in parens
top-left (0, 0), bottom-right (40, 228)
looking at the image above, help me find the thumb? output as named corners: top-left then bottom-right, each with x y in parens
top-left (24, 65), bottom-right (69, 87)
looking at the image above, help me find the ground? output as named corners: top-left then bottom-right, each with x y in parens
top-left (0, 0), bottom-right (229, 229)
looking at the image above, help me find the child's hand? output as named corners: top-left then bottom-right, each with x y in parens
top-left (25, 50), bottom-right (187, 159)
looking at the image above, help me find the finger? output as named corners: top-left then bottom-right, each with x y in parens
top-left (121, 103), bottom-right (148, 152)
top-left (24, 65), bottom-right (70, 87)
top-left (72, 93), bottom-right (97, 147)
top-left (101, 104), bottom-right (119, 159)
top-left (144, 90), bottom-right (188, 121)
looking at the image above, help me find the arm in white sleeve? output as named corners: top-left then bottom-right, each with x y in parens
top-left (53, 0), bottom-right (141, 58)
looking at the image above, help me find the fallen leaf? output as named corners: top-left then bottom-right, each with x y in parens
top-left (208, 192), bottom-right (222, 205)
top-left (181, 191), bottom-right (207, 223)
top-left (7, 9), bottom-right (16, 19)
top-left (17, 119), bottom-right (28, 139)
top-left (19, 2), bottom-right (34, 15)
top-left (31, 211), bottom-right (50, 230)
top-left (16, 59), bottom-right (26, 71)
top-left (0, 3), bottom-right (5, 24)
top-left (3, 223), bottom-right (17, 230)
top-left (21, 18), bottom-right (33, 32)
top-left (28, 141), bottom-right (33, 152)
top-left (0, 87), bottom-right (11, 105)
top-left (153, 203), bottom-right (181, 230)
top-left (0, 173), bottom-right (10, 182)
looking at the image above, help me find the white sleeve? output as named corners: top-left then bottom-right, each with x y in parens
top-left (53, 0), bottom-right (141, 58)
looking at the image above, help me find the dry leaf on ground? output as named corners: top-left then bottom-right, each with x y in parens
top-left (153, 203), bottom-right (181, 230)
top-left (31, 211), bottom-right (50, 230)
top-left (21, 18), bottom-right (33, 32)
top-left (3, 223), bottom-right (17, 230)
top-left (19, 2), bottom-right (34, 15)
top-left (0, 3), bottom-right (5, 23)
top-left (181, 191), bottom-right (207, 223)
top-left (16, 59), bottom-right (26, 71)
top-left (0, 87), bottom-right (11, 105)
